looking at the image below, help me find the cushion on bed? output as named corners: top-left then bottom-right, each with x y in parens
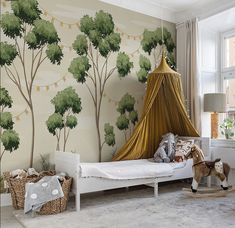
top-left (174, 139), bottom-right (194, 162)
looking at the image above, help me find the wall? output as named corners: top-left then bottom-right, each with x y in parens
top-left (0, 0), bottom-right (176, 172)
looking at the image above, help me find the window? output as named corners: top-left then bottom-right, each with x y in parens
top-left (222, 30), bottom-right (235, 121)
top-left (224, 36), bottom-right (235, 68)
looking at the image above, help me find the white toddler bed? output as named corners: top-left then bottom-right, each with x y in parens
top-left (54, 137), bottom-right (210, 211)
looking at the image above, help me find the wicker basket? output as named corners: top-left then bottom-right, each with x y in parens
top-left (38, 176), bottom-right (72, 215)
top-left (3, 171), bottom-right (55, 209)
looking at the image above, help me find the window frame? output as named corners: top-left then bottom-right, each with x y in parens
top-left (221, 29), bottom-right (235, 76)
top-left (220, 29), bottom-right (235, 115)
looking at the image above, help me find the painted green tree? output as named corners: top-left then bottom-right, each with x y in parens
top-left (137, 55), bottom-right (152, 83)
top-left (0, 88), bottom-right (20, 161)
top-left (0, 0), bottom-right (63, 167)
top-left (137, 27), bottom-right (175, 83)
top-left (116, 93), bottom-right (138, 142)
top-left (68, 10), bottom-right (133, 162)
top-left (46, 87), bottom-right (82, 151)
top-left (103, 123), bottom-right (115, 148)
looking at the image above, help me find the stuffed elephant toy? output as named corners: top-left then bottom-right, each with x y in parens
top-left (153, 145), bottom-right (170, 163)
top-left (153, 132), bottom-right (177, 163)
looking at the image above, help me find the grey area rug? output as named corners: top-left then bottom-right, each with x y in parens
top-left (14, 182), bottom-right (235, 228)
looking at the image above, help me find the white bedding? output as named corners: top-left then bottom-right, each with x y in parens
top-left (80, 159), bottom-right (186, 180)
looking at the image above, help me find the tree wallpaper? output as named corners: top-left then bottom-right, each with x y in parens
top-left (0, 0), bottom-right (63, 167)
top-left (0, 0), bottom-right (176, 171)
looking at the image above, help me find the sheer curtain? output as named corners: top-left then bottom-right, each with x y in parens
top-left (176, 18), bottom-right (201, 134)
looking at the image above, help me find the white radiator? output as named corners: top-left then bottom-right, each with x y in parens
top-left (211, 139), bottom-right (235, 185)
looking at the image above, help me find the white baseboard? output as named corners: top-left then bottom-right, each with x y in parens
top-left (0, 193), bottom-right (12, 207)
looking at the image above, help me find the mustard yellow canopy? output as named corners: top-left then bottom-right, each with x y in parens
top-left (112, 56), bottom-right (199, 161)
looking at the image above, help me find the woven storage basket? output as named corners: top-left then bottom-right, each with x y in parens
top-left (38, 176), bottom-right (72, 215)
top-left (3, 171), bottom-right (55, 209)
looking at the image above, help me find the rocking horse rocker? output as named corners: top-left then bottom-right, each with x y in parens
top-left (183, 144), bottom-right (235, 197)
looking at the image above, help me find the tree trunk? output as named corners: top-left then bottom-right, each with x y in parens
top-left (0, 149), bottom-right (6, 161)
top-left (95, 112), bottom-right (102, 162)
top-left (29, 103), bottom-right (35, 168)
top-left (63, 125), bottom-right (66, 152)
top-left (124, 131), bottom-right (127, 142)
top-left (56, 142), bottom-right (60, 151)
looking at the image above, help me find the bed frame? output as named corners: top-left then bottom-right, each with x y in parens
top-left (54, 137), bottom-right (210, 211)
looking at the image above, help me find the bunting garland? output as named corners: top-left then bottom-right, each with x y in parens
top-left (13, 108), bottom-right (29, 121)
top-left (60, 43), bottom-right (141, 58)
top-left (40, 5), bottom-right (143, 40)
top-left (1, 0), bottom-right (143, 41)
top-left (32, 74), bottom-right (69, 92)
top-left (2, 0), bottom-right (146, 123)
top-left (13, 93), bottom-right (144, 121)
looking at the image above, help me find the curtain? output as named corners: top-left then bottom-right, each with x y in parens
top-left (176, 18), bottom-right (201, 134)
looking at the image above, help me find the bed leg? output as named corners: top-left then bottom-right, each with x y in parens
top-left (76, 169), bottom-right (80, 212)
top-left (154, 179), bottom-right (158, 197)
top-left (76, 192), bottom-right (80, 212)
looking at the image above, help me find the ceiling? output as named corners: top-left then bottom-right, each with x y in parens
top-left (100, 0), bottom-right (235, 23)
top-left (144, 0), bottom-right (215, 12)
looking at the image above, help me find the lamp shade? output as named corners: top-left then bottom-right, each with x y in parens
top-left (204, 93), bottom-right (226, 113)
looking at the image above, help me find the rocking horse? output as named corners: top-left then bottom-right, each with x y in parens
top-left (183, 144), bottom-right (234, 197)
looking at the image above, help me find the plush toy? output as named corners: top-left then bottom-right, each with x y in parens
top-left (153, 133), bottom-right (177, 163)
top-left (154, 145), bottom-right (170, 163)
top-left (10, 168), bottom-right (40, 179)
top-left (10, 169), bottom-right (27, 179)
top-left (163, 132), bottom-right (177, 161)
top-left (27, 168), bottom-right (39, 176)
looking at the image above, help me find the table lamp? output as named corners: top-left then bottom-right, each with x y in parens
top-left (204, 93), bottom-right (226, 138)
